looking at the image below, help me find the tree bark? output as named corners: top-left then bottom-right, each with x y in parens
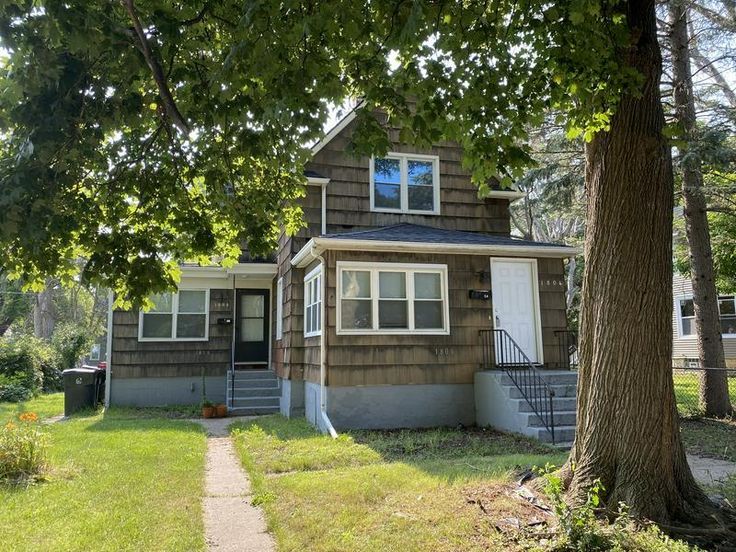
top-left (669, 0), bottom-right (732, 417)
top-left (33, 283), bottom-right (55, 340)
top-left (563, 0), bottom-right (707, 523)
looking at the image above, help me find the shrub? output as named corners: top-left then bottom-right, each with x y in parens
top-left (0, 412), bottom-right (48, 482)
top-left (51, 322), bottom-right (93, 372)
top-left (0, 374), bottom-right (33, 402)
top-left (0, 336), bottom-right (45, 395)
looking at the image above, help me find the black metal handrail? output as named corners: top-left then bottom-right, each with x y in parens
top-left (479, 328), bottom-right (556, 444)
top-left (554, 330), bottom-right (579, 370)
top-left (229, 370), bottom-right (235, 410)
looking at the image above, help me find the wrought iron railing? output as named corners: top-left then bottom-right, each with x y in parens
top-left (228, 370), bottom-right (235, 410)
top-left (554, 330), bottom-right (579, 370)
top-left (479, 328), bottom-right (556, 444)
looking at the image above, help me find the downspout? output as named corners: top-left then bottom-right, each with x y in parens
top-left (309, 243), bottom-right (337, 438)
top-left (103, 290), bottom-right (114, 409)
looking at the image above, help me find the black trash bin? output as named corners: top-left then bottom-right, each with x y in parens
top-left (63, 367), bottom-right (105, 416)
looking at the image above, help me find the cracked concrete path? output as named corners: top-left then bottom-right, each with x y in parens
top-left (687, 454), bottom-right (736, 486)
top-left (197, 418), bottom-right (275, 552)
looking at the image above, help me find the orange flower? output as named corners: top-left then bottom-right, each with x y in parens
top-left (18, 412), bottom-right (39, 423)
top-left (4, 421), bottom-right (16, 431)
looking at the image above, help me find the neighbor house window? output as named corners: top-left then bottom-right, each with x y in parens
top-left (678, 295), bottom-right (736, 337)
top-left (89, 343), bottom-right (101, 361)
top-left (139, 290), bottom-right (209, 341)
top-left (338, 262), bottom-right (449, 334)
top-left (304, 267), bottom-right (322, 337)
top-left (276, 277), bottom-right (283, 340)
top-left (370, 153), bottom-right (440, 214)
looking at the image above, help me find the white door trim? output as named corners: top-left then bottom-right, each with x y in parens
top-left (490, 257), bottom-right (544, 365)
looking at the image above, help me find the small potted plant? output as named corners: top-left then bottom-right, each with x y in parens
top-left (215, 403), bottom-right (228, 418)
top-left (201, 399), bottom-right (216, 418)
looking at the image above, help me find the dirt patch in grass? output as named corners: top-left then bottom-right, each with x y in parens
top-left (680, 417), bottom-right (736, 462)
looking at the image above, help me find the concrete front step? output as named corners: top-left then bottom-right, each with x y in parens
top-left (232, 397), bottom-right (280, 408)
top-left (232, 370), bottom-right (277, 381)
top-left (521, 411), bottom-right (576, 428)
top-left (512, 396), bottom-right (577, 413)
top-left (498, 371), bottom-right (578, 386)
top-left (527, 425), bottom-right (576, 444)
top-left (229, 406), bottom-right (281, 416)
top-left (229, 378), bottom-right (279, 389)
top-left (230, 387), bottom-right (281, 398)
top-left (505, 383), bottom-right (577, 399)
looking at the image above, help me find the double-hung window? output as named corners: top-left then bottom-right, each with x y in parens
top-left (304, 266), bottom-right (322, 337)
top-left (370, 153), bottom-right (440, 214)
top-left (678, 295), bottom-right (736, 337)
top-left (139, 290), bottom-right (209, 341)
top-left (338, 262), bottom-right (449, 334)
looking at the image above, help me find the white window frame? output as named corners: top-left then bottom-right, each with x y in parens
top-left (138, 289), bottom-right (210, 342)
top-left (336, 261), bottom-right (450, 335)
top-left (304, 266), bottom-right (322, 338)
top-left (675, 294), bottom-right (736, 339)
top-left (275, 277), bottom-right (284, 340)
top-left (369, 153), bottom-right (441, 215)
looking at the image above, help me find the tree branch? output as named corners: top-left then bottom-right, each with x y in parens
top-left (122, 0), bottom-right (190, 134)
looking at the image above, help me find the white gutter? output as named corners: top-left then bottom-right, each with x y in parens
top-left (305, 243), bottom-right (337, 438)
top-left (484, 190), bottom-right (527, 201)
top-left (292, 237), bottom-right (580, 268)
top-left (103, 289), bottom-right (114, 409)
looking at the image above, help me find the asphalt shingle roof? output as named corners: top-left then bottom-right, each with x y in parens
top-left (323, 223), bottom-right (571, 249)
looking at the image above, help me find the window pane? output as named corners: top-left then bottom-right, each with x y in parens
top-left (311, 306), bottom-right (318, 333)
top-left (378, 300), bottom-right (408, 328)
top-left (718, 297), bottom-right (736, 316)
top-left (242, 318), bottom-right (264, 342)
top-left (374, 182), bottom-right (401, 209)
top-left (142, 313), bottom-right (173, 338)
top-left (149, 293), bottom-right (173, 313)
top-left (342, 270), bottom-right (371, 298)
top-left (680, 299), bottom-right (694, 318)
top-left (374, 158), bottom-right (401, 183)
top-left (379, 272), bottom-right (406, 298)
top-left (243, 295), bottom-right (264, 317)
top-left (177, 314), bottom-right (206, 338)
top-left (681, 317), bottom-right (693, 335)
top-left (414, 273), bottom-right (441, 299)
top-left (341, 299), bottom-right (372, 329)
top-left (721, 316), bottom-right (736, 335)
top-left (408, 160), bottom-right (434, 186)
top-left (179, 290), bottom-right (206, 313)
top-left (408, 185), bottom-right (434, 211)
top-left (414, 301), bottom-right (443, 329)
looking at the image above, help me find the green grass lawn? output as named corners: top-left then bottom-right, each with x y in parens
top-left (673, 372), bottom-right (736, 417)
top-left (1, 394), bottom-right (207, 552)
top-left (0, 392), bottom-right (65, 420)
top-left (232, 416), bottom-right (566, 552)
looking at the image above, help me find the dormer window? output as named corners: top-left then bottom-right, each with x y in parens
top-left (370, 153), bottom-right (440, 215)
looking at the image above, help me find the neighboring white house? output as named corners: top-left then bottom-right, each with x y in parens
top-left (672, 271), bottom-right (736, 368)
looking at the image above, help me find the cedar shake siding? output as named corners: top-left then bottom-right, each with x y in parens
top-left (307, 120), bottom-right (511, 236)
top-left (111, 289), bottom-right (233, 379)
top-left (289, 251), bottom-right (567, 388)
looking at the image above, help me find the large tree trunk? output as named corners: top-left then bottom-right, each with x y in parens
top-left (669, 0), bottom-right (733, 417)
top-left (33, 282), bottom-right (55, 340)
top-left (563, 0), bottom-right (707, 523)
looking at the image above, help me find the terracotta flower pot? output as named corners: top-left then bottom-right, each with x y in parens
top-left (215, 404), bottom-right (228, 418)
top-left (202, 406), bottom-right (216, 418)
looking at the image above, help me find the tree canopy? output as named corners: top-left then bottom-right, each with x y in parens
top-left (0, 0), bottom-right (635, 303)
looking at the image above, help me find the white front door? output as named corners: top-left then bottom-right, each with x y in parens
top-left (490, 259), bottom-right (541, 363)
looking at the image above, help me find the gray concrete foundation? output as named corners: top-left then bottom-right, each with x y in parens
top-left (474, 371), bottom-right (525, 434)
top-left (305, 382), bottom-right (475, 430)
top-left (279, 378), bottom-right (305, 418)
top-left (110, 376), bottom-right (226, 407)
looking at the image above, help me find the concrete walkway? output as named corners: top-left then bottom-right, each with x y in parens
top-left (687, 454), bottom-right (736, 486)
top-left (196, 417), bottom-right (275, 552)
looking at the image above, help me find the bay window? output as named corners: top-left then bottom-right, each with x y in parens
top-left (370, 153), bottom-right (440, 214)
top-left (338, 262), bottom-right (449, 334)
top-left (139, 290), bottom-right (209, 341)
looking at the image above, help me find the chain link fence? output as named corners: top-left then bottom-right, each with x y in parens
top-left (673, 367), bottom-right (736, 418)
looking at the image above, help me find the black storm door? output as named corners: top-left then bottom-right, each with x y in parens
top-left (234, 289), bottom-right (270, 364)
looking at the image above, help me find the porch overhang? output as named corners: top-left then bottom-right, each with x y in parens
top-left (291, 237), bottom-right (579, 268)
top-left (181, 263), bottom-right (278, 278)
